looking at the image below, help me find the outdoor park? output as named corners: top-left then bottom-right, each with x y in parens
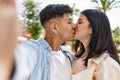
top-left (0, 0), bottom-right (120, 80)
top-left (18, 0), bottom-right (120, 54)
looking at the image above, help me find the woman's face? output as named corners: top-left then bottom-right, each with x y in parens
top-left (74, 14), bottom-right (92, 42)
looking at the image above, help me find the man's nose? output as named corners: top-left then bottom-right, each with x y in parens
top-left (72, 23), bottom-right (76, 29)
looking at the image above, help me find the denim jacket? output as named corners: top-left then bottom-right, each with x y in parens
top-left (12, 37), bottom-right (76, 80)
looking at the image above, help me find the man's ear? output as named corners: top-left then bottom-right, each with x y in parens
top-left (50, 22), bottom-right (58, 34)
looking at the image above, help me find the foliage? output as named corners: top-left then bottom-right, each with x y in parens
top-left (71, 39), bottom-right (81, 54)
top-left (23, 0), bottom-right (43, 40)
top-left (91, 0), bottom-right (120, 13)
top-left (117, 47), bottom-right (120, 53)
top-left (112, 27), bottom-right (120, 53)
top-left (112, 27), bottom-right (120, 45)
top-left (71, 3), bottom-right (80, 16)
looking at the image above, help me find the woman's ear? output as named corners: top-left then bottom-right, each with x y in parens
top-left (89, 27), bottom-right (92, 34)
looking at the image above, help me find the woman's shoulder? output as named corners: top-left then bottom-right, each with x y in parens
top-left (89, 52), bottom-right (119, 68)
top-left (92, 53), bottom-right (120, 80)
top-left (91, 53), bottom-right (120, 71)
top-left (101, 54), bottom-right (120, 70)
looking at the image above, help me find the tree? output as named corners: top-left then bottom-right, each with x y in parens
top-left (112, 27), bottom-right (120, 53)
top-left (91, 0), bottom-right (120, 13)
top-left (71, 3), bottom-right (80, 16)
top-left (112, 27), bottom-right (120, 45)
top-left (23, 0), bottom-right (43, 40)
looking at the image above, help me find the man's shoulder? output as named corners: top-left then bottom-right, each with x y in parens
top-left (21, 40), bottom-right (42, 51)
top-left (60, 45), bottom-right (72, 52)
top-left (24, 40), bottom-right (40, 47)
top-left (61, 45), bottom-right (76, 64)
top-left (60, 45), bottom-right (75, 56)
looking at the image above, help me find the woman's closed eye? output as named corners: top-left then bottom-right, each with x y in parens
top-left (78, 21), bottom-right (82, 24)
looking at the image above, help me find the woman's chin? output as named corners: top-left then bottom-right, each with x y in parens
top-left (74, 35), bottom-right (78, 39)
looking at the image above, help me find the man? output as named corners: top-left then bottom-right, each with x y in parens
top-left (13, 4), bottom-right (76, 80)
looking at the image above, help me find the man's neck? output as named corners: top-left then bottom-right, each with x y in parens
top-left (44, 36), bottom-right (62, 51)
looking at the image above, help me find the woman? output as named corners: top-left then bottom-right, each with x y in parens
top-left (72, 9), bottom-right (120, 80)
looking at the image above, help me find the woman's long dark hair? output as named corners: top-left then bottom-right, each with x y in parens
top-left (76, 9), bottom-right (120, 66)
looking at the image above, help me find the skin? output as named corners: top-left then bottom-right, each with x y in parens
top-left (74, 14), bottom-right (92, 48)
top-left (44, 13), bottom-right (76, 51)
top-left (0, 0), bottom-right (17, 79)
top-left (72, 14), bottom-right (92, 74)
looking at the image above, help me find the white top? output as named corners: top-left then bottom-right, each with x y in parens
top-left (50, 50), bottom-right (71, 80)
top-left (72, 70), bottom-right (87, 80)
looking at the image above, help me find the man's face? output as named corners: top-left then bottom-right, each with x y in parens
top-left (57, 13), bottom-right (75, 41)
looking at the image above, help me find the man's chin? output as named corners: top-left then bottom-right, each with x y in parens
top-left (65, 36), bottom-right (74, 41)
